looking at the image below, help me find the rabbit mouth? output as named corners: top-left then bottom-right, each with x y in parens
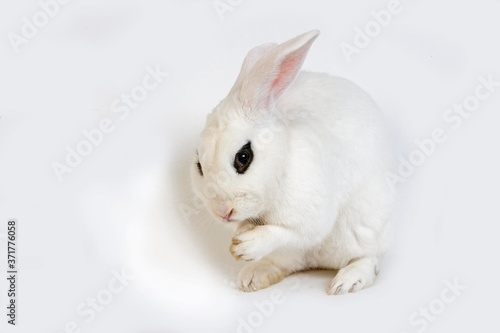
top-left (219, 216), bottom-right (239, 223)
top-left (213, 208), bottom-right (239, 223)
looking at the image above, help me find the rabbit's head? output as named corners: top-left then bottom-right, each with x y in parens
top-left (191, 31), bottom-right (319, 223)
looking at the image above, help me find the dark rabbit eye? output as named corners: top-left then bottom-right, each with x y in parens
top-left (196, 161), bottom-right (203, 176)
top-left (234, 142), bottom-right (253, 174)
top-left (195, 152), bottom-right (203, 176)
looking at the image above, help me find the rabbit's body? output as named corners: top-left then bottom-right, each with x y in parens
top-left (191, 31), bottom-right (393, 295)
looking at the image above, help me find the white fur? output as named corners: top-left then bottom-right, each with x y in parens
top-left (191, 30), bottom-right (394, 295)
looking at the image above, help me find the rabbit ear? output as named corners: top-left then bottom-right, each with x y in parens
top-left (239, 43), bottom-right (278, 75)
top-left (230, 30), bottom-right (320, 114)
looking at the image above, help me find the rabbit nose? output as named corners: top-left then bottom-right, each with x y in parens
top-left (214, 201), bottom-right (233, 220)
top-left (221, 209), bottom-right (234, 221)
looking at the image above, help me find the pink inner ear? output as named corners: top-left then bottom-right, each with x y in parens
top-left (271, 52), bottom-right (302, 99)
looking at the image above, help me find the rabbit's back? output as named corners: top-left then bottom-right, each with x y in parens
top-left (278, 71), bottom-right (392, 176)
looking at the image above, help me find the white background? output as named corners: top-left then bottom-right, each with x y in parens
top-left (1, 0), bottom-right (499, 332)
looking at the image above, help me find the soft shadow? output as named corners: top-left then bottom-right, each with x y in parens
top-left (168, 134), bottom-right (236, 276)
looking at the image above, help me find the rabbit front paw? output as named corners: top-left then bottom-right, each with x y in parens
top-left (230, 227), bottom-right (270, 261)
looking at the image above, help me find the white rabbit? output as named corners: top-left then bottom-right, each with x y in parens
top-left (190, 30), bottom-right (394, 295)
